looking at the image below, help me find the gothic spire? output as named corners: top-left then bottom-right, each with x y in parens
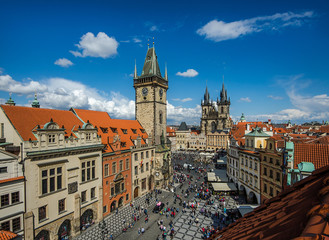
top-left (165, 62), bottom-right (168, 81)
top-left (140, 42), bottom-right (162, 78)
top-left (134, 59), bottom-right (138, 78)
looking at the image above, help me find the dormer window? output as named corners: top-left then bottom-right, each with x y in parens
top-left (140, 129), bottom-right (145, 133)
top-left (111, 128), bottom-right (118, 133)
top-left (131, 129), bottom-right (137, 134)
top-left (48, 134), bottom-right (55, 143)
top-left (100, 127), bottom-right (108, 133)
top-left (86, 133), bottom-right (91, 140)
top-left (122, 129), bottom-right (127, 134)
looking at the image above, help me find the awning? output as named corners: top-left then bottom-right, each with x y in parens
top-left (211, 182), bottom-right (237, 191)
top-left (216, 159), bottom-right (226, 164)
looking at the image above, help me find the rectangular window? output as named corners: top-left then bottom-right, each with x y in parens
top-left (103, 205), bottom-right (107, 213)
top-left (112, 162), bottom-right (116, 174)
top-left (134, 153), bottom-right (138, 161)
top-left (11, 192), bottom-right (19, 204)
top-left (119, 160), bottom-right (123, 172)
top-left (142, 178), bottom-right (146, 190)
top-left (146, 163), bottom-right (149, 171)
top-left (269, 170), bottom-right (273, 178)
top-left (1, 221), bottom-right (10, 231)
top-left (151, 161), bottom-right (154, 169)
top-left (41, 167), bottom-right (62, 195)
top-left (264, 167), bottom-right (267, 176)
top-left (111, 187), bottom-right (114, 196)
top-left (12, 217), bottom-right (20, 232)
top-left (254, 162), bottom-right (258, 170)
top-left (121, 182), bottom-right (124, 192)
top-left (48, 134), bottom-right (55, 143)
top-left (91, 187), bottom-right (96, 199)
top-left (151, 150), bottom-right (154, 157)
top-left (276, 172), bottom-right (281, 182)
top-left (269, 158), bottom-right (273, 164)
top-left (81, 191), bottom-right (87, 203)
top-left (0, 167), bottom-right (7, 173)
top-left (125, 159), bottom-right (129, 170)
top-left (264, 184), bottom-right (267, 193)
top-left (263, 156), bottom-right (267, 162)
top-left (1, 194), bottom-right (9, 207)
top-left (146, 151), bottom-right (149, 158)
top-left (270, 187), bottom-right (273, 196)
top-left (135, 166), bottom-right (138, 175)
top-left (141, 152), bottom-right (144, 159)
top-left (86, 133), bottom-right (91, 140)
top-left (104, 164), bottom-right (109, 177)
top-left (126, 193), bottom-right (129, 201)
top-left (141, 164), bottom-right (144, 173)
top-left (39, 206), bottom-right (47, 222)
top-left (115, 183), bottom-right (120, 194)
top-left (58, 199), bottom-right (65, 213)
top-left (82, 160), bottom-right (95, 182)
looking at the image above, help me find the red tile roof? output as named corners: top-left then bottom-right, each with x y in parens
top-left (211, 165), bottom-right (329, 240)
top-left (0, 230), bottom-right (17, 240)
top-left (0, 176), bottom-right (24, 184)
top-left (294, 143), bottom-right (329, 170)
top-left (1, 105), bottom-right (84, 141)
top-left (166, 126), bottom-right (176, 137)
top-left (72, 109), bottom-right (148, 153)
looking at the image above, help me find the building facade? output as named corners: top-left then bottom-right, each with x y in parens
top-left (0, 150), bottom-right (25, 237)
top-left (0, 105), bottom-right (104, 240)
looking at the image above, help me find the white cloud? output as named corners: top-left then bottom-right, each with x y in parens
top-left (120, 40), bottom-right (130, 43)
top-left (176, 69), bottom-right (199, 77)
top-left (150, 25), bottom-right (158, 32)
top-left (172, 98), bottom-right (193, 102)
top-left (240, 97), bottom-right (251, 102)
top-left (70, 32), bottom-right (119, 58)
top-left (268, 95), bottom-right (283, 100)
top-left (197, 11), bottom-right (314, 42)
top-left (0, 74), bottom-right (47, 94)
top-left (54, 58), bottom-right (73, 68)
top-left (167, 102), bottom-right (201, 125)
top-left (133, 38), bottom-right (142, 43)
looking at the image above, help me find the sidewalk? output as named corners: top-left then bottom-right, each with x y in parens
top-left (74, 192), bottom-right (161, 240)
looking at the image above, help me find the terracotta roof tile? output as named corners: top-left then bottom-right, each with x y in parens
top-left (1, 105), bottom-right (83, 141)
top-left (294, 143), bottom-right (329, 169)
top-left (73, 109), bottom-right (148, 153)
top-left (211, 165), bottom-right (329, 240)
top-left (0, 230), bottom-right (17, 240)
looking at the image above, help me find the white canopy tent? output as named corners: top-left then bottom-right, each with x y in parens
top-left (211, 182), bottom-right (237, 192)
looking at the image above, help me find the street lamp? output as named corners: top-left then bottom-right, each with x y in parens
top-left (99, 220), bottom-right (107, 240)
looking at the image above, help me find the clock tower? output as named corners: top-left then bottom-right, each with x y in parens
top-left (134, 44), bottom-right (168, 146)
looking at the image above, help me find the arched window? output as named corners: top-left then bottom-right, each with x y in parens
top-left (211, 122), bottom-right (216, 132)
top-left (221, 107), bottom-right (224, 113)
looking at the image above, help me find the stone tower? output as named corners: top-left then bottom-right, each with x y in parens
top-left (217, 82), bottom-right (231, 129)
top-left (200, 81), bottom-right (232, 135)
top-left (134, 45), bottom-right (168, 146)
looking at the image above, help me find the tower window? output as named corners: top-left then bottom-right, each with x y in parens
top-left (159, 111), bottom-right (163, 124)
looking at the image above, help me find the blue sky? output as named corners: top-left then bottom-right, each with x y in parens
top-left (1, 0), bottom-right (329, 125)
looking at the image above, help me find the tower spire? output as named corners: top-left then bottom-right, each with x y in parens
top-left (165, 62), bottom-right (168, 81)
top-left (152, 38), bottom-right (157, 75)
top-left (134, 59), bottom-right (137, 78)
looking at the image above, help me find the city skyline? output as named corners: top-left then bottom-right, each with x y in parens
top-left (1, 0), bottom-right (329, 125)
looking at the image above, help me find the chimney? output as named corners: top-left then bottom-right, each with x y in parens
top-left (246, 124), bottom-right (250, 131)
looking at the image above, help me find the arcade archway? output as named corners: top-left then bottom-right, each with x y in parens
top-left (110, 201), bottom-right (117, 212)
top-left (57, 219), bottom-right (71, 240)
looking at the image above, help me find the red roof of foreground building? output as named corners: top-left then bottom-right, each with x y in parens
top-left (211, 165), bottom-right (329, 240)
top-left (1, 105), bottom-right (83, 141)
top-left (166, 126), bottom-right (176, 137)
top-left (72, 109), bottom-right (148, 153)
top-left (294, 143), bottom-right (329, 170)
top-left (0, 230), bottom-right (18, 240)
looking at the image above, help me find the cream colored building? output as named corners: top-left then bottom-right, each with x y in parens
top-left (131, 136), bottom-right (156, 199)
top-left (0, 105), bottom-right (104, 240)
top-left (0, 150), bottom-right (25, 237)
top-left (188, 132), bottom-right (206, 151)
top-left (206, 130), bottom-right (230, 151)
top-left (176, 122), bottom-right (190, 151)
top-left (238, 127), bottom-right (271, 205)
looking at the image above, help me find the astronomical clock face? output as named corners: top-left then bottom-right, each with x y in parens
top-left (159, 88), bottom-right (163, 97)
top-left (142, 87), bottom-right (148, 96)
